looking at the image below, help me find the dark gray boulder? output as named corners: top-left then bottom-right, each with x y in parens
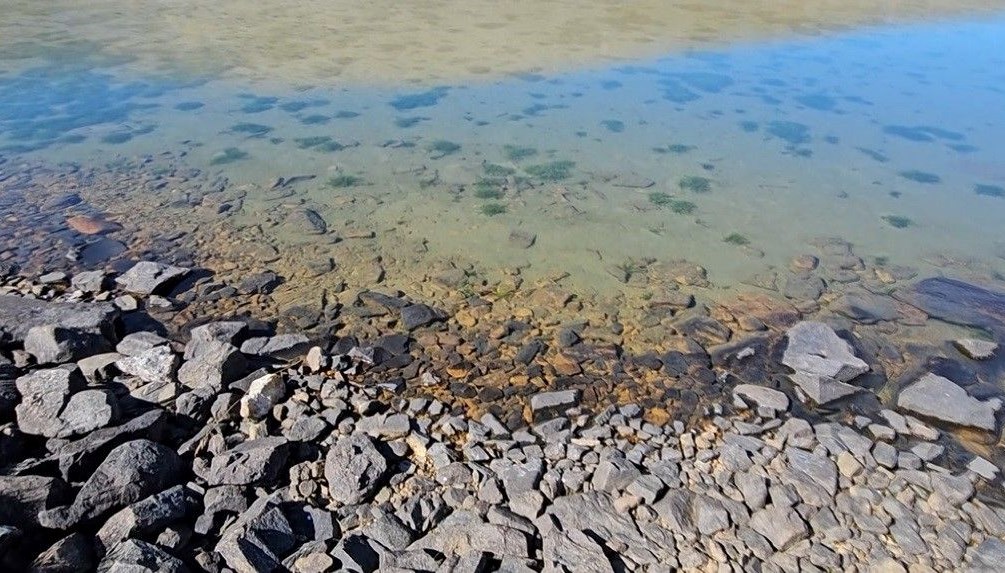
top-left (96, 485), bottom-right (193, 553)
top-left (56, 410), bottom-right (167, 482)
top-left (97, 539), bottom-right (188, 573)
top-left (0, 295), bottom-right (117, 344)
top-left (0, 475), bottom-right (71, 528)
top-left (215, 497), bottom-right (295, 572)
top-left (39, 440), bottom-right (182, 530)
top-left (115, 262), bottom-right (189, 296)
top-left (203, 437), bottom-right (290, 486)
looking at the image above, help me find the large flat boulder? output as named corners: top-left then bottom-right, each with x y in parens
top-left (897, 373), bottom-right (1000, 431)
top-left (0, 295), bottom-right (117, 349)
top-left (782, 321), bottom-right (869, 404)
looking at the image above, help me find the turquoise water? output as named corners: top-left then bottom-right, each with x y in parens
top-left (1, 16), bottom-right (1003, 299)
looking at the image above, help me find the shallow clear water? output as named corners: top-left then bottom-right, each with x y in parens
top-left (1, 6), bottom-right (1004, 303)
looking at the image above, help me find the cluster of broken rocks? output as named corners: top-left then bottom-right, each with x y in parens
top-left (0, 260), bottom-right (1004, 573)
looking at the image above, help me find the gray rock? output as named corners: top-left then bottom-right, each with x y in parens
top-left (115, 332), bottom-right (169, 357)
top-left (115, 346), bottom-right (178, 383)
top-left (96, 485), bottom-right (192, 551)
top-left (240, 334), bottom-right (310, 360)
top-left (954, 338), bottom-right (997, 360)
top-left (25, 324), bottom-right (114, 365)
top-left (216, 497), bottom-right (295, 572)
top-left (786, 447), bottom-right (838, 496)
top-left (14, 367), bottom-right (85, 437)
top-left (30, 532), bottom-right (95, 572)
top-left (410, 511), bottom-right (530, 560)
top-left (694, 495), bottom-right (731, 535)
top-left (530, 390), bottom-right (580, 417)
top-left (39, 440), bottom-right (182, 529)
top-left (499, 459), bottom-right (544, 499)
top-left (542, 529), bottom-right (614, 573)
top-left (324, 435), bottom-right (388, 505)
top-left (204, 437), bottom-right (290, 486)
top-left (71, 270), bottom-right (110, 293)
top-left (897, 373), bottom-right (1000, 431)
top-left (239, 373), bottom-right (285, 420)
top-left (185, 322), bottom-right (247, 356)
top-left (969, 538), bottom-right (1005, 570)
top-left (749, 505), bottom-right (809, 550)
top-left (547, 492), bottom-right (665, 566)
top-left (115, 261), bottom-right (189, 295)
top-left (733, 384), bottom-right (789, 411)
top-left (56, 409), bottom-right (167, 482)
top-left (56, 389), bottom-right (118, 438)
top-left (177, 341), bottom-right (247, 391)
top-left (830, 292), bottom-right (899, 324)
top-left (399, 303), bottom-right (445, 330)
top-left (967, 456), bottom-right (999, 480)
top-left (286, 208), bottom-right (327, 235)
top-left (78, 353), bottom-right (124, 382)
top-left (97, 539), bottom-right (187, 573)
top-left (238, 271), bottom-right (281, 295)
top-left (0, 295), bottom-right (117, 344)
top-left (782, 321), bottom-right (868, 404)
top-left (0, 475), bottom-right (71, 528)
top-left (364, 510), bottom-right (413, 551)
top-left (592, 457), bottom-right (642, 493)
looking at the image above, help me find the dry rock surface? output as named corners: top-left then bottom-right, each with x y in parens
top-left (0, 265), bottom-right (1002, 572)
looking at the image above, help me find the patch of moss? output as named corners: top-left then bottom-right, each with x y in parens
top-left (473, 179), bottom-right (503, 199)
top-left (480, 203), bottom-right (507, 216)
top-left (230, 123), bottom-right (272, 136)
top-left (483, 163), bottom-right (515, 177)
top-left (427, 140), bottom-right (461, 158)
top-left (295, 136), bottom-right (347, 152)
top-left (299, 114), bottom-right (330, 125)
top-left (899, 170), bottom-right (940, 184)
top-left (503, 144), bottom-right (538, 162)
top-left (679, 175), bottom-right (712, 193)
top-left (670, 200), bottom-right (696, 215)
top-left (723, 233), bottom-right (750, 246)
top-left (648, 192), bottom-right (672, 206)
top-left (525, 160), bottom-right (575, 181)
top-left (327, 174), bottom-right (363, 188)
top-left (174, 101), bottom-right (204, 111)
top-left (975, 184), bottom-right (1004, 198)
top-left (882, 215), bottom-right (913, 228)
top-left (210, 147), bottom-right (248, 165)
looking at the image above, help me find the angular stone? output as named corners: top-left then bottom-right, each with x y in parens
top-left (39, 440), bottom-right (182, 529)
top-left (177, 341), bottom-right (247, 391)
top-left (783, 322), bottom-right (868, 385)
top-left (115, 346), bottom-right (178, 383)
top-left (530, 390), bottom-right (579, 418)
top-left (592, 457), bottom-right (642, 493)
top-left (733, 384), bottom-right (789, 411)
top-left (542, 529), bottom-right (613, 573)
top-left (0, 475), bottom-right (71, 528)
top-left (57, 409), bottom-right (167, 482)
top-left (954, 338), bottom-right (997, 360)
top-left (115, 332), bottom-right (169, 357)
top-left (399, 303), bottom-right (445, 330)
top-left (0, 295), bottom-right (117, 344)
top-left (205, 437), bottom-right (290, 486)
top-left (410, 511), bottom-right (530, 559)
top-left (239, 372), bottom-right (286, 420)
top-left (115, 261), bottom-right (189, 295)
top-left (749, 505), bottom-right (809, 550)
top-left (324, 435), bottom-right (388, 505)
top-left (98, 539), bottom-right (187, 572)
top-left (786, 447), bottom-right (838, 496)
top-left (31, 532), bottom-right (95, 572)
top-left (71, 270), bottom-right (110, 293)
top-left (15, 366), bottom-right (85, 437)
top-left (25, 324), bottom-right (113, 365)
top-left (96, 485), bottom-right (192, 551)
top-left (216, 497), bottom-right (295, 572)
top-left (56, 389), bottom-right (118, 438)
top-left (897, 373), bottom-right (999, 431)
top-left (240, 334), bottom-right (311, 361)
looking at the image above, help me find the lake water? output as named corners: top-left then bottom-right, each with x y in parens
top-left (1, 2), bottom-right (1004, 337)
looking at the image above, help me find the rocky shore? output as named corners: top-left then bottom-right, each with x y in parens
top-left (0, 261), bottom-right (1003, 572)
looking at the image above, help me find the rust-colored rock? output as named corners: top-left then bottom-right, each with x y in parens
top-left (66, 215), bottom-right (122, 235)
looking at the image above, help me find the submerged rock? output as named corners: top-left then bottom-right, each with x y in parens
top-left (953, 338), bottom-right (997, 360)
top-left (896, 277), bottom-right (1005, 333)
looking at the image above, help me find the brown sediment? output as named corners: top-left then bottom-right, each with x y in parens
top-left (3, 1), bottom-right (1005, 86)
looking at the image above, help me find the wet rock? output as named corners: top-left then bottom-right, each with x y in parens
top-left (897, 373), bottom-right (1000, 431)
top-left (954, 338), bottom-right (997, 360)
top-left (325, 434), bottom-right (387, 505)
top-left (782, 321), bottom-right (868, 404)
top-left (39, 440), bottom-right (182, 530)
top-left (783, 275), bottom-right (826, 300)
top-left (672, 315), bottom-right (731, 346)
top-left (98, 539), bottom-right (187, 572)
top-left (67, 215), bottom-right (122, 236)
top-left (286, 208), bottom-right (328, 235)
top-left (115, 261), bottom-right (190, 295)
top-left (0, 475), bottom-right (71, 528)
top-left (895, 277), bottom-right (1005, 333)
top-left (399, 303), bottom-right (445, 330)
top-left (508, 230), bottom-right (536, 249)
top-left (830, 292), bottom-right (899, 324)
top-left (204, 437), bottom-right (290, 486)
